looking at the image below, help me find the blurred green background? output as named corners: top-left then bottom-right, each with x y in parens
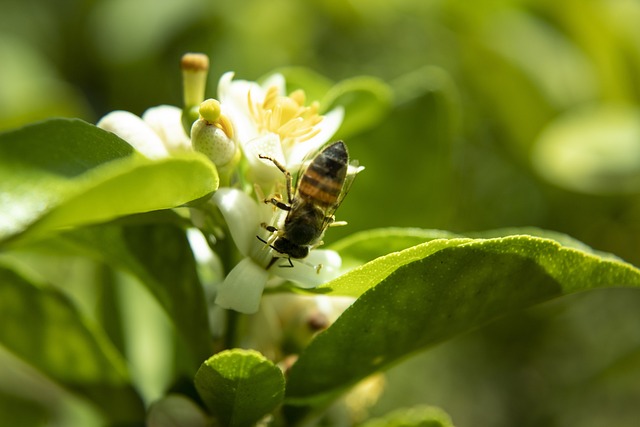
top-left (2, 0), bottom-right (640, 425)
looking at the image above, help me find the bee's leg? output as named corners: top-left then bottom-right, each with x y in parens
top-left (287, 258), bottom-right (323, 273)
top-left (265, 197), bottom-right (291, 211)
top-left (258, 154), bottom-right (294, 204)
top-left (277, 257), bottom-right (294, 268)
top-left (259, 222), bottom-right (280, 245)
top-left (261, 223), bottom-right (278, 233)
top-left (266, 256), bottom-right (279, 270)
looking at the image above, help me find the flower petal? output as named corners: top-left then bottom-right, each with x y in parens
top-left (286, 106), bottom-right (344, 169)
top-left (215, 257), bottom-right (268, 314)
top-left (275, 249), bottom-right (342, 288)
top-left (212, 188), bottom-right (260, 256)
top-left (97, 110), bottom-right (169, 159)
top-left (217, 72), bottom-right (261, 144)
top-left (243, 133), bottom-right (287, 186)
top-left (142, 105), bottom-right (191, 153)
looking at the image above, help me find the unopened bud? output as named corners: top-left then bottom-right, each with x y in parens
top-left (181, 53), bottom-right (209, 108)
top-left (191, 118), bottom-right (236, 167)
top-left (181, 53), bottom-right (210, 134)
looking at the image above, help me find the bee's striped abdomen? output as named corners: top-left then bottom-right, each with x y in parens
top-left (297, 141), bottom-right (348, 207)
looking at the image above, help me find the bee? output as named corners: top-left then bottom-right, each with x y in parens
top-left (258, 140), bottom-right (359, 269)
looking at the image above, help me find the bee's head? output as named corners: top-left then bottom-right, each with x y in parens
top-left (273, 237), bottom-right (309, 259)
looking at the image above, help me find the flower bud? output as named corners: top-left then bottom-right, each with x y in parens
top-left (181, 53), bottom-right (210, 134)
top-left (181, 53), bottom-right (209, 108)
top-left (191, 118), bottom-right (236, 167)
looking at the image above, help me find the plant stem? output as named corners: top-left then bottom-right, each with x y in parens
top-left (224, 308), bottom-right (240, 349)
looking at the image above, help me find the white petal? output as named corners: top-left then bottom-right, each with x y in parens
top-left (275, 249), bottom-right (343, 289)
top-left (216, 72), bottom-right (237, 102)
top-left (215, 258), bottom-right (268, 314)
top-left (243, 133), bottom-right (287, 186)
top-left (217, 72), bottom-right (261, 144)
top-left (213, 188), bottom-right (260, 256)
top-left (97, 110), bottom-right (169, 159)
top-left (286, 106), bottom-right (344, 169)
top-left (142, 105), bottom-right (191, 153)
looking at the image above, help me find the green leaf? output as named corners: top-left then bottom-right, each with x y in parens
top-left (59, 218), bottom-right (212, 372)
top-left (360, 405), bottom-right (455, 427)
top-left (320, 237), bottom-right (472, 298)
top-left (286, 235), bottom-right (640, 405)
top-left (0, 118), bottom-right (218, 246)
top-left (194, 349), bottom-right (285, 427)
top-left (322, 76), bottom-right (393, 139)
top-left (0, 263), bottom-right (145, 423)
top-left (329, 228), bottom-right (461, 269)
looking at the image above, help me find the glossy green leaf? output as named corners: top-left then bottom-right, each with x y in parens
top-left (0, 118), bottom-right (218, 246)
top-left (59, 218), bottom-right (212, 372)
top-left (194, 349), bottom-right (285, 427)
top-left (320, 237), bottom-right (472, 297)
top-left (0, 263), bottom-right (145, 423)
top-left (360, 406), bottom-right (455, 427)
top-left (286, 235), bottom-right (640, 405)
top-left (329, 228), bottom-right (461, 269)
top-left (322, 76), bottom-right (393, 139)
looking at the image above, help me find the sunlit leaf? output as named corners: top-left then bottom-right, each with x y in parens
top-left (319, 238), bottom-right (472, 297)
top-left (329, 228), bottom-right (461, 269)
top-left (286, 235), bottom-right (640, 405)
top-left (0, 264), bottom-right (145, 423)
top-left (195, 349), bottom-right (285, 427)
top-left (0, 119), bottom-right (218, 246)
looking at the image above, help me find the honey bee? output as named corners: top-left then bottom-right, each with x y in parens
top-left (258, 140), bottom-right (359, 269)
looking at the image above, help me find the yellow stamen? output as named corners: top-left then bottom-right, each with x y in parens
top-left (289, 89), bottom-right (306, 106)
top-left (248, 85), bottom-right (324, 148)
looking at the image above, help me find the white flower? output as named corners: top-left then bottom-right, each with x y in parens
top-left (97, 105), bottom-right (191, 158)
top-left (212, 188), bottom-right (342, 314)
top-left (217, 72), bottom-right (344, 189)
top-left (97, 102), bottom-right (236, 168)
top-left (97, 65), bottom-right (352, 316)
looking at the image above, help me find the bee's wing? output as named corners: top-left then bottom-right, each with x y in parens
top-left (323, 159), bottom-right (363, 224)
top-left (292, 147), bottom-right (318, 189)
